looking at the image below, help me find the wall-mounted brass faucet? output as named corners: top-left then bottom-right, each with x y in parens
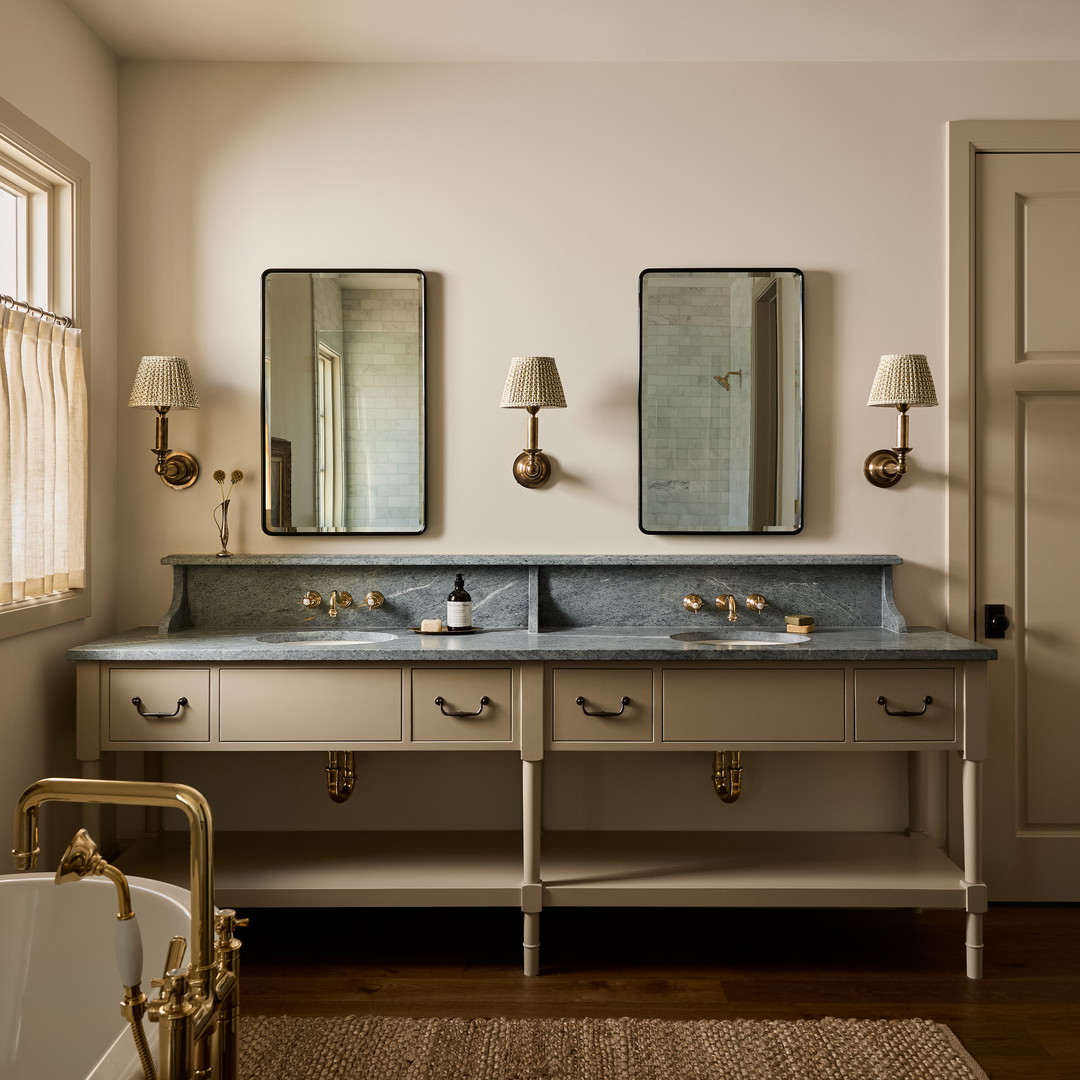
top-left (301, 590), bottom-right (382, 617)
top-left (685, 593), bottom-right (769, 621)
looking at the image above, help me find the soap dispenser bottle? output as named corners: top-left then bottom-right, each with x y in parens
top-left (446, 574), bottom-right (472, 630)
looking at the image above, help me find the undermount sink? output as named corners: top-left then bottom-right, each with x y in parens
top-left (256, 630), bottom-right (398, 645)
top-left (669, 630), bottom-right (807, 647)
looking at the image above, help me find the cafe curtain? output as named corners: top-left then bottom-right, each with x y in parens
top-left (0, 306), bottom-right (87, 603)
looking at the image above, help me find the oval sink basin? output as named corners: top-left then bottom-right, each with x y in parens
top-left (669, 630), bottom-right (806, 647)
top-left (256, 631), bottom-right (398, 645)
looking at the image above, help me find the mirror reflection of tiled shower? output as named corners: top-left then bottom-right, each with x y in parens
top-left (314, 275), bottom-right (422, 531)
top-left (640, 269), bottom-right (802, 535)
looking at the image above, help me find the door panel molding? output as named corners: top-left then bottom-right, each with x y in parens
top-left (947, 120), bottom-right (1080, 636)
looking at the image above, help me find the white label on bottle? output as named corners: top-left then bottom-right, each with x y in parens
top-left (447, 601), bottom-right (472, 628)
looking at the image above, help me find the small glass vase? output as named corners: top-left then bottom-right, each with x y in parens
top-left (214, 498), bottom-right (232, 557)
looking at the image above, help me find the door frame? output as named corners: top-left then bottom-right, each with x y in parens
top-left (946, 120), bottom-right (1080, 637)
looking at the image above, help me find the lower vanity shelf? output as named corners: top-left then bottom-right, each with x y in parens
top-left (115, 828), bottom-right (969, 912)
top-left (117, 830), bottom-right (526, 907)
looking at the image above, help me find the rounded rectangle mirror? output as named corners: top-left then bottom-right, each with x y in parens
top-left (639, 268), bottom-right (804, 534)
top-left (262, 269), bottom-right (426, 534)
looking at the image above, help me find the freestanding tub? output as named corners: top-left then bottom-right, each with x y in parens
top-left (0, 872), bottom-right (191, 1080)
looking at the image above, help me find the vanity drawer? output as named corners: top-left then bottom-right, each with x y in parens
top-left (108, 668), bottom-right (211, 742)
top-left (662, 668), bottom-right (845, 742)
top-left (411, 668), bottom-right (513, 742)
top-left (551, 668), bottom-right (654, 742)
top-left (218, 668), bottom-right (402, 742)
top-left (854, 669), bottom-right (955, 742)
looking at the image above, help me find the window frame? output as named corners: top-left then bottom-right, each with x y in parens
top-left (0, 96), bottom-right (91, 639)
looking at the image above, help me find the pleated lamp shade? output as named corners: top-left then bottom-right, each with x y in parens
top-left (500, 356), bottom-right (566, 409)
top-left (867, 354), bottom-right (937, 408)
top-left (128, 355), bottom-right (200, 409)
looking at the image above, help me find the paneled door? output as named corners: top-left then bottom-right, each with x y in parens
top-left (975, 150), bottom-right (1080, 899)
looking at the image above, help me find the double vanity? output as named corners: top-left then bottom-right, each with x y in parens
top-left (70, 554), bottom-right (995, 977)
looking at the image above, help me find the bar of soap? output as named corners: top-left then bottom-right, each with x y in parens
top-left (784, 614), bottom-right (815, 626)
top-left (786, 623), bottom-right (814, 634)
top-left (420, 618), bottom-right (444, 632)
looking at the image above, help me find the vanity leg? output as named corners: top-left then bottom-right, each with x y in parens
top-left (523, 911), bottom-right (540, 977)
top-left (522, 758), bottom-right (542, 975)
top-left (962, 755), bottom-right (986, 979)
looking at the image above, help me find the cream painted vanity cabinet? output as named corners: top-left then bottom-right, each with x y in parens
top-left (70, 554), bottom-right (995, 978)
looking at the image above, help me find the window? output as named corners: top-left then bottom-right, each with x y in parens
top-left (0, 96), bottom-right (90, 638)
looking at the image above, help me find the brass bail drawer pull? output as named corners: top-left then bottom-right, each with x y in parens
top-left (575, 695), bottom-right (631, 717)
top-left (876, 695), bottom-right (932, 717)
top-left (131, 695), bottom-right (189, 719)
top-left (434, 695), bottom-right (491, 718)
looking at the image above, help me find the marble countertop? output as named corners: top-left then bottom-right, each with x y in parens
top-left (67, 624), bottom-right (996, 663)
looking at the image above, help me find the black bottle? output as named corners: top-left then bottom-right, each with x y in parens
top-left (446, 574), bottom-right (472, 630)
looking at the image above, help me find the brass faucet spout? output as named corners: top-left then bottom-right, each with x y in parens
top-left (715, 594), bottom-right (738, 622)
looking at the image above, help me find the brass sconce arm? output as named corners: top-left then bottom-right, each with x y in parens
top-left (864, 404), bottom-right (913, 487)
top-left (151, 406), bottom-right (200, 489)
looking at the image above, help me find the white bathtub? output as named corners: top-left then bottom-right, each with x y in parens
top-left (0, 872), bottom-right (192, 1080)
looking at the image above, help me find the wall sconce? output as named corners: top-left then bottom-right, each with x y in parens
top-left (499, 356), bottom-right (566, 487)
top-left (127, 355), bottom-right (201, 489)
top-left (864, 353), bottom-right (938, 487)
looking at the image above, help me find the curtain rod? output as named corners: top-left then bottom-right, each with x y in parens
top-left (0, 292), bottom-right (73, 328)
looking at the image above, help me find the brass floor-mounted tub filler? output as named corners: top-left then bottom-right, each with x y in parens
top-left (12, 777), bottom-right (244, 1080)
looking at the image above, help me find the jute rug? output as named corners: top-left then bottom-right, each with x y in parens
top-left (237, 1015), bottom-right (989, 1079)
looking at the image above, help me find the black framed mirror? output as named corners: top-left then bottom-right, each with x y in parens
top-left (639, 268), bottom-right (803, 534)
top-left (262, 269), bottom-right (426, 534)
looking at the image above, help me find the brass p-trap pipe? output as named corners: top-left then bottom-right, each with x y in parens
top-left (326, 751), bottom-right (357, 803)
top-left (713, 750), bottom-right (743, 803)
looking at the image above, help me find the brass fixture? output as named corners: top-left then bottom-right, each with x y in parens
top-left (683, 594), bottom-right (705, 612)
top-left (746, 594), bottom-right (769, 613)
top-left (713, 369), bottom-right (743, 391)
top-left (326, 751), bottom-right (357, 803)
top-left (716, 594), bottom-right (738, 622)
top-left (713, 750), bottom-right (743, 803)
top-left (328, 590), bottom-right (352, 618)
top-left (364, 590), bottom-right (384, 611)
top-left (864, 353), bottom-right (938, 487)
top-left (13, 777), bottom-right (243, 1080)
top-left (499, 356), bottom-right (567, 487)
top-left (127, 355), bottom-right (201, 489)
top-left (55, 829), bottom-right (157, 1079)
top-left (300, 590), bottom-right (321, 610)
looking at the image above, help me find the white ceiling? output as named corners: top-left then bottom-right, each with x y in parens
top-left (58, 0), bottom-right (1080, 63)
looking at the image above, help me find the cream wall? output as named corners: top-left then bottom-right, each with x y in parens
top-left (116, 60), bottom-right (1080, 633)
top-left (112, 60), bottom-right (1080, 834)
top-left (0, 0), bottom-right (118, 846)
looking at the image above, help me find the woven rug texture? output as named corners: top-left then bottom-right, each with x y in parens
top-left (237, 1015), bottom-right (989, 1080)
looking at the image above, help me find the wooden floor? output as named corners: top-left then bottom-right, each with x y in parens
top-left (237, 904), bottom-right (1080, 1080)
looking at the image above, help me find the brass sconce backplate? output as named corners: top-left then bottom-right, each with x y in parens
top-left (159, 450), bottom-right (200, 489)
top-left (512, 449), bottom-right (552, 487)
top-left (863, 449), bottom-right (905, 488)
